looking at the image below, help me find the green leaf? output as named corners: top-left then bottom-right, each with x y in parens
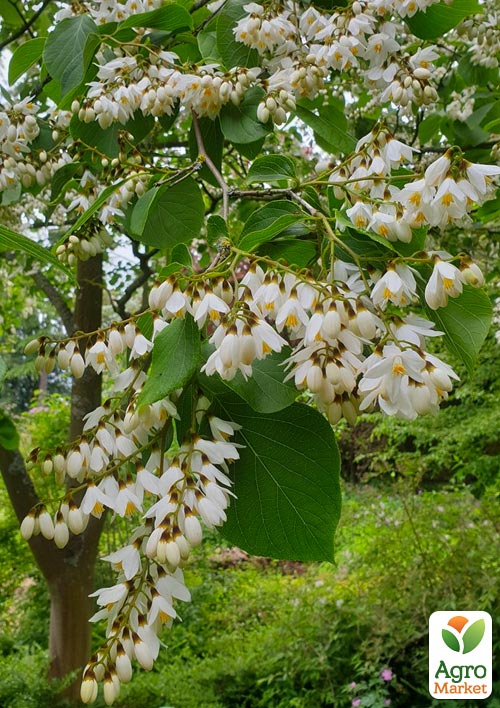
top-left (175, 382), bottom-right (197, 444)
top-left (0, 224), bottom-right (71, 277)
top-left (426, 286), bottom-right (492, 373)
top-left (296, 104), bottom-right (356, 154)
top-left (407, 0), bottom-right (481, 39)
top-left (220, 86), bottom-right (272, 144)
top-left (212, 395), bottom-right (342, 561)
top-left (158, 262), bottom-right (189, 278)
top-left (247, 155), bottom-right (296, 184)
top-left (119, 5), bottom-right (192, 31)
top-left (8, 37), bottom-right (46, 84)
top-left (50, 162), bottom-right (83, 202)
top-left (216, 0), bottom-right (259, 69)
top-left (44, 15), bottom-right (100, 97)
top-left (200, 350), bottom-right (298, 413)
top-left (462, 619), bottom-right (485, 654)
top-left (0, 411), bottom-right (19, 451)
top-left (0, 0), bottom-right (23, 26)
top-left (189, 117), bottom-right (224, 187)
top-left (0, 357), bottom-right (6, 386)
top-left (418, 113), bottom-right (442, 145)
top-left (207, 214), bottom-right (229, 246)
top-left (70, 116), bottom-right (120, 158)
top-left (130, 177), bottom-right (205, 249)
top-left (137, 312), bottom-right (154, 341)
top-left (335, 212), bottom-right (427, 259)
top-left (198, 29), bottom-right (220, 61)
top-left (442, 629), bottom-right (460, 653)
top-left (138, 315), bottom-right (201, 406)
top-left (124, 112), bottom-right (156, 143)
top-left (239, 200), bottom-right (306, 252)
top-left (171, 243), bottom-right (192, 267)
top-left (234, 138), bottom-right (265, 160)
top-left (265, 239), bottom-right (316, 267)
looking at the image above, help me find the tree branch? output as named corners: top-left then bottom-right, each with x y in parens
top-left (0, 0), bottom-right (53, 51)
top-left (31, 270), bottom-right (75, 336)
top-left (113, 246), bottom-right (156, 319)
top-left (0, 445), bottom-right (62, 580)
top-left (192, 111), bottom-right (229, 220)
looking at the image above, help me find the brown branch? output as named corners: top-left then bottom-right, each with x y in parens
top-left (0, 0), bottom-right (53, 51)
top-left (114, 245), bottom-right (157, 319)
top-left (31, 270), bottom-right (75, 336)
top-left (190, 0), bottom-right (213, 12)
top-left (192, 111), bottom-right (229, 220)
top-left (115, 265), bottom-right (153, 318)
top-left (0, 445), bottom-right (62, 580)
top-left (8, 0), bottom-right (34, 37)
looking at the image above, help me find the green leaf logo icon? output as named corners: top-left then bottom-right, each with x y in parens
top-left (441, 616), bottom-right (485, 654)
top-left (462, 620), bottom-right (485, 654)
top-left (442, 628), bottom-right (461, 652)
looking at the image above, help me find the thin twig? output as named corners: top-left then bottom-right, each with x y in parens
top-left (0, 0), bottom-right (53, 51)
top-left (31, 270), bottom-right (75, 335)
top-left (114, 247), bottom-right (157, 318)
top-left (192, 111), bottom-right (229, 220)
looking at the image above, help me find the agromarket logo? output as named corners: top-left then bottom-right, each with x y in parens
top-left (429, 611), bottom-right (492, 700)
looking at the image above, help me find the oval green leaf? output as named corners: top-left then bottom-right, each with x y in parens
top-left (138, 315), bottom-right (201, 406)
top-left (406, 0), bottom-right (481, 40)
top-left (239, 200), bottom-right (306, 252)
top-left (130, 177), bottom-right (205, 249)
top-left (119, 5), bottom-right (192, 31)
top-left (247, 155), bottom-right (296, 184)
top-left (212, 394), bottom-right (342, 562)
top-left (9, 37), bottom-right (46, 85)
top-left (220, 86), bottom-right (272, 144)
top-left (44, 15), bottom-right (100, 97)
top-left (426, 286), bottom-right (492, 374)
top-left (200, 349), bottom-right (298, 414)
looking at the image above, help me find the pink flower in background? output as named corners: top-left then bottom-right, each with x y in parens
top-left (381, 668), bottom-right (393, 681)
top-left (352, 700), bottom-right (361, 707)
top-left (349, 682), bottom-right (356, 689)
top-left (384, 700), bottom-right (392, 706)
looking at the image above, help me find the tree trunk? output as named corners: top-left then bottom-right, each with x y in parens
top-left (47, 515), bottom-right (104, 695)
top-left (0, 255), bottom-right (106, 703)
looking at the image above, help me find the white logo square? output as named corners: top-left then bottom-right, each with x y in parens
top-left (429, 611), bottom-right (492, 699)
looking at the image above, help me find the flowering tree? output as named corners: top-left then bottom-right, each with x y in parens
top-left (0, 0), bottom-right (499, 703)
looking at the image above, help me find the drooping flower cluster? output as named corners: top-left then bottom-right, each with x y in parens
top-left (27, 249), bottom-right (479, 431)
top-left (322, 131), bottom-right (500, 238)
top-left (62, 0), bottom-right (447, 147)
top-left (21, 386), bottom-right (239, 704)
top-left (0, 96), bottom-right (71, 196)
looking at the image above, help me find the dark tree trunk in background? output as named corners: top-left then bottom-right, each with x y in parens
top-left (0, 255), bottom-right (106, 704)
